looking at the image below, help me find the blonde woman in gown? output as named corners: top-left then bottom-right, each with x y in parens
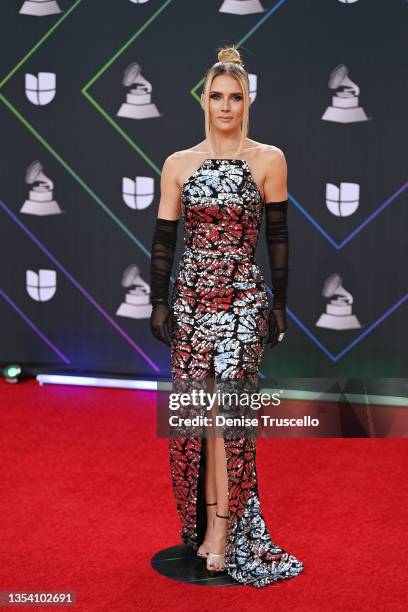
top-left (150, 46), bottom-right (304, 588)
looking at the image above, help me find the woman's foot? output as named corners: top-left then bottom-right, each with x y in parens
top-left (206, 511), bottom-right (229, 572)
top-left (197, 502), bottom-right (217, 559)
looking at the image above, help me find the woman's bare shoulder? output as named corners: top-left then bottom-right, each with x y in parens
top-left (252, 144), bottom-right (286, 183)
top-left (165, 143), bottom-right (207, 163)
top-left (161, 151), bottom-right (185, 181)
top-left (248, 141), bottom-right (285, 161)
top-left (163, 147), bottom-right (207, 185)
top-left (164, 148), bottom-right (203, 169)
top-left (258, 145), bottom-right (288, 201)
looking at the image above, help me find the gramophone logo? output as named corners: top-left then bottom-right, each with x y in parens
top-left (337, 0), bottom-right (359, 4)
top-left (129, 0), bottom-right (151, 4)
top-left (248, 73), bottom-right (258, 103)
top-left (326, 182), bottom-right (360, 217)
top-left (219, 0), bottom-right (264, 15)
top-left (19, 0), bottom-right (62, 16)
top-left (122, 176), bottom-right (154, 210)
top-left (116, 265), bottom-right (152, 319)
top-left (316, 273), bottom-right (362, 330)
top-left (321, 64), bottom-right (369, 123)
top-left (21, 161), bottom-right (62, 216)
top-left (25, 72), bottom-right (56, 105)
top-left (26, 269), bottom-right (57, 302)
top-left (116, 62), bottom-right (161, 120)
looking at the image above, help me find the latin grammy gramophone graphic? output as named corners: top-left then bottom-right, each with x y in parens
top-left (19, 0), bottom-right (62, 16)
top-left (21, 161), bottom-right (62, 216)
top-left (122, 176), bottom-right (154, 210)
top-left (129, 0), bottom-right (151, 4)
top-left (116, 62), bottom-right (161, 120)
top-left (25, 72), bottom-right (56, 105)
top-left (248, 73), bottom-right (258, 103)
top-left (315, 273), bottom-right (362, 330)
top-left (26, 269), bottom-right (57, 302)
top-left (326, 182), bottom-right (360, 217)
top-left (219, 0), bottom-right (264, 14)
top-left (116, 265), bottom-right (152, 319)
top-left (321, 64), bottom-right (369, 123)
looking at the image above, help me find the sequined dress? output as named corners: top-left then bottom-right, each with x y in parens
top-left (168, 158), bottom-right (304, 588)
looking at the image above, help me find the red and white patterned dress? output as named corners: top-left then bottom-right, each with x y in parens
top-left (168, 158), bottom-right (303, 588)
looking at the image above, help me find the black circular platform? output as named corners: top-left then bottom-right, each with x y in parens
top-left (151, 544), bottom-right (241, 586)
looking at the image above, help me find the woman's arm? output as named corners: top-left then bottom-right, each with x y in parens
top-left (262, 148), bottom-right (289, 346)
top-left (156, 154), bottom-right (182, 221)
top-left (263, 147), bottom-right (288, 202)
top-left (149, 155), bottom-right (181, 346)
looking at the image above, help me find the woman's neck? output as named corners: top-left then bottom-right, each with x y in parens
top-left (206, 134), bottom-right (248, 157)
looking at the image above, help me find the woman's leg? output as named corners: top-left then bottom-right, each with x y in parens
top-left (199, 361), bottom-right (230, 566)
top-left (204, 435), bottom-right (217, 503)
top-left (205, 371), bottom-right (229, 528)
top-left (198, 363), bottom-right (217, 553)
top-left (210, 435), bottom-right (229, 564)
top-left (214, 437), bottom-right (228, 516)
top-left (198, 436), bottom-right (217, 551)
top-left (207, 373), bottom-right (229, 569)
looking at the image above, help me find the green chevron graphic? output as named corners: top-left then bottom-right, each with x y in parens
top-left (0, 0), bottom-right (152, 253)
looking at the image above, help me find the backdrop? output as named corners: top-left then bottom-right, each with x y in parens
top-left (0, 0), bottom-right (407, 379)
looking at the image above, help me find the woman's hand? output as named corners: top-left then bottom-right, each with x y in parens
top-left (266, 307), bottom-right (287, 348)
top-left (149, 303), bottom-right (173, 347)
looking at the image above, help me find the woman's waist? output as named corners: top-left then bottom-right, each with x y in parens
top-left (182, 245), bottom-right (255, 262)
top-left (174, 255), bottom-right (266, 287)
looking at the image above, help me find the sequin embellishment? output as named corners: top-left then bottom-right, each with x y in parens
top-left (168, 158), bottom-right (304, 587)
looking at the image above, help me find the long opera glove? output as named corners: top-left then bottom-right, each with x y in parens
top-left (149, 217), bottom-right (179, 346)
top-left (264, 200), bottom-right (289, 348)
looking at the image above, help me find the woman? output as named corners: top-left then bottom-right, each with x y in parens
top-left (149, 45), bottom-right (303, 588)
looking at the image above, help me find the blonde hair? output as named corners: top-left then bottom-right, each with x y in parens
top-left (202, 45), bottom-right (250, 157)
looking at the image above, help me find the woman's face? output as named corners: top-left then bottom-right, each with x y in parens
top-left (203, 73), bottom-right (244, 131)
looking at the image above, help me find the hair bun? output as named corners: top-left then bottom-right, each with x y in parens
top-left (217, 46), bottom-right (243, 66)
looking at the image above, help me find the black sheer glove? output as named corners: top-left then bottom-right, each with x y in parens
top-left (150, 303), bottom-right (173, 347)
top-left (265, 200), bottom-right (289, 347)
top-left (149, 217), bottom-right (179, 345)
top-left (266, 308), bottom-right (287, 348)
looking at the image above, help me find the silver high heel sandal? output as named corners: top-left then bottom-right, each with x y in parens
top-left (197, 502), bottom-right (217, 559)
top-left (206, 511), bottom-right (229, 572)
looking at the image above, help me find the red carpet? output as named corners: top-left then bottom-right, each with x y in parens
top-left (0, 378), bottom-right (406, 611)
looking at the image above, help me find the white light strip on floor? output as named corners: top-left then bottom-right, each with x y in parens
top-left (33, 376), bottom-right (408, 406)
top-left (35, 374), bottom-right (169, 391)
